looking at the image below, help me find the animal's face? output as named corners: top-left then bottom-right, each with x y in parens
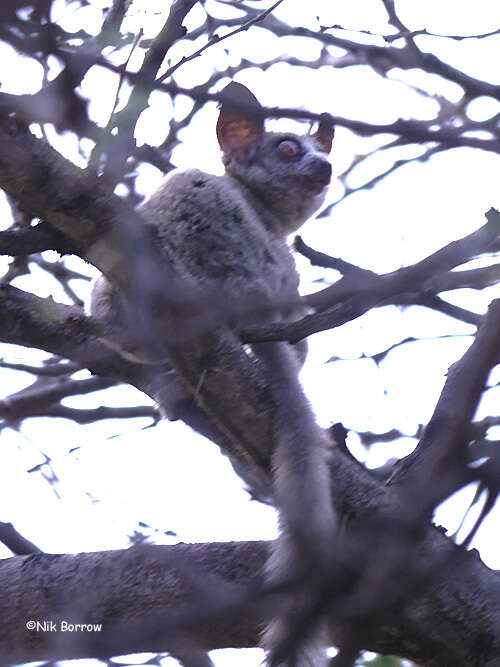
top-left (216, 81), bottom-right (334, 233)
top-left (223, 130), bottom-right (332, 231)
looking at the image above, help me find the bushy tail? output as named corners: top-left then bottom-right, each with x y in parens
top-left (253, 342), bottom-right (335, 666)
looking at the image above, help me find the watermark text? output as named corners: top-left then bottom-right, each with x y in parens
top-left (26, 620), bottom-right (102, 632)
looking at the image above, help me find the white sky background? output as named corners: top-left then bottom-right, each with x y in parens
top-left (0, 1), bottom-right (499, 665)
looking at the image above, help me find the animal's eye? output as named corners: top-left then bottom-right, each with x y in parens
top-left (277, 139), bottom-right (301, 158)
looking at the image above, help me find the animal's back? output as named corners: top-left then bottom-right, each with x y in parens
top-left (141, 168), bottom-right (301, 324)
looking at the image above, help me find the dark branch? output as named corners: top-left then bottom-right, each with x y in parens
top-left (422, 263), bottom-right (500, 293)
top-left (0, 529), bottom-right (499, 666)
top-left (0, 358), bottom-right (81, 376)
top-left (100, 0), bottom-right (198, 183)
top-left (18, 404), bottom-right (159, 425)
top-left (0, 521), bottom-right (41, 555)
top-left (242, 210), bottom-right (500, 344)
top-left (259, 13), bottom-right (500, 102)
top-left (294, 236), bottom-right (376, 279)
top-left (0, 376), bottom-right (117, 422)
top-left (390, 298), bottom-right (500, 508)
top-left (0, 222), bottom-right (77, 256)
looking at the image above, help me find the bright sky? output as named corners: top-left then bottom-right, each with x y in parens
top-left (0, 2), bottom-right (499, 666)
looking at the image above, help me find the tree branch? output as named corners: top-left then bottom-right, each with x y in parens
top-left (15, 403), bottom-right (159, 425)
top-left (100, 0), bottom-right (199, 183)
top-left (0, 284), bottom-right (274, 498)
top-left (0, 358), bottom-right (81, 377)
top-left (243, 210), bottom-right (500, 344)
top-left (0, 222), bottom-right (77, 256)
top-left (259, 13), bottom-right (500, 102)
top-left (0, 530), bottom-right (499, 666)
top-left (0, 522), bottom-right (41, 555)
top-left (390, 297), bottom-right (500, 503)
top-left (422, 263), bottom-right (500, 293)
top-left (0, 376), bottom-right (117, 422)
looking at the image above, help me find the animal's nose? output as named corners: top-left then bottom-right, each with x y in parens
top-left (310, 159), bottom-right (332, 185)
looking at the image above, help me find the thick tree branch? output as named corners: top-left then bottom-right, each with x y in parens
top-left (0, 529), bottom-right (499, 666)
top-left (0, 285), bottom-right (122, 370)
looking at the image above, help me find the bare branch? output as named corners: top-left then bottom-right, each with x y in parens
top-left (410, 293), bottom-right (483, 327)
top-left (18, 404), bottom-right (159, 425)
top-left (88, 27), bottom-right (144, 175)
top-left (0, 358), bottom-right (81, 377)
top-left (324, 333), bottom-right (473, 369)
top-left (158, 0), bottom-right (287, 81)
top-left (90, 64), bottom-right (500, 152)
top-left (101, 0), bottom-right (199, 183)
top-left (0, 0), bottom-right (129, 134)
top-left (0, 222), bottom-right (77, 256)
top-left (0, 522), bottom-right (41, 555)
top-left (243, 210), bottom-right (500, 344)
top-left (258, 13), bottom-right (500, 102)
top-left (422, 263), bottom-right (500, 293)
top-left (390, 298), bottom-right (500, 507)
top-left (294, 236), bottom-right (376, 279)
top-left (0, 376), bottom-right (117, 422)
top-left (324, 144), bottom-right (446, 215)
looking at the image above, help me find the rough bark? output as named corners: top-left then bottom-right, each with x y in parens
top-left (0, 536), bottom-right (499, 666)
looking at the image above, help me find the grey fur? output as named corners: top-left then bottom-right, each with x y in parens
top-left (89, 82), bottom-right (335, 665)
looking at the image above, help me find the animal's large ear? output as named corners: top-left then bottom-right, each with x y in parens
top-left (313, 113), bottom-right (335, 154)
top-left (216, 82), bottom-right (264, 161)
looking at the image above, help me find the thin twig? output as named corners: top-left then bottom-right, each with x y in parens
top-left (158, 0), bottom-right (287, 82)
top-left (88, 28), bottom-right (144, 174)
